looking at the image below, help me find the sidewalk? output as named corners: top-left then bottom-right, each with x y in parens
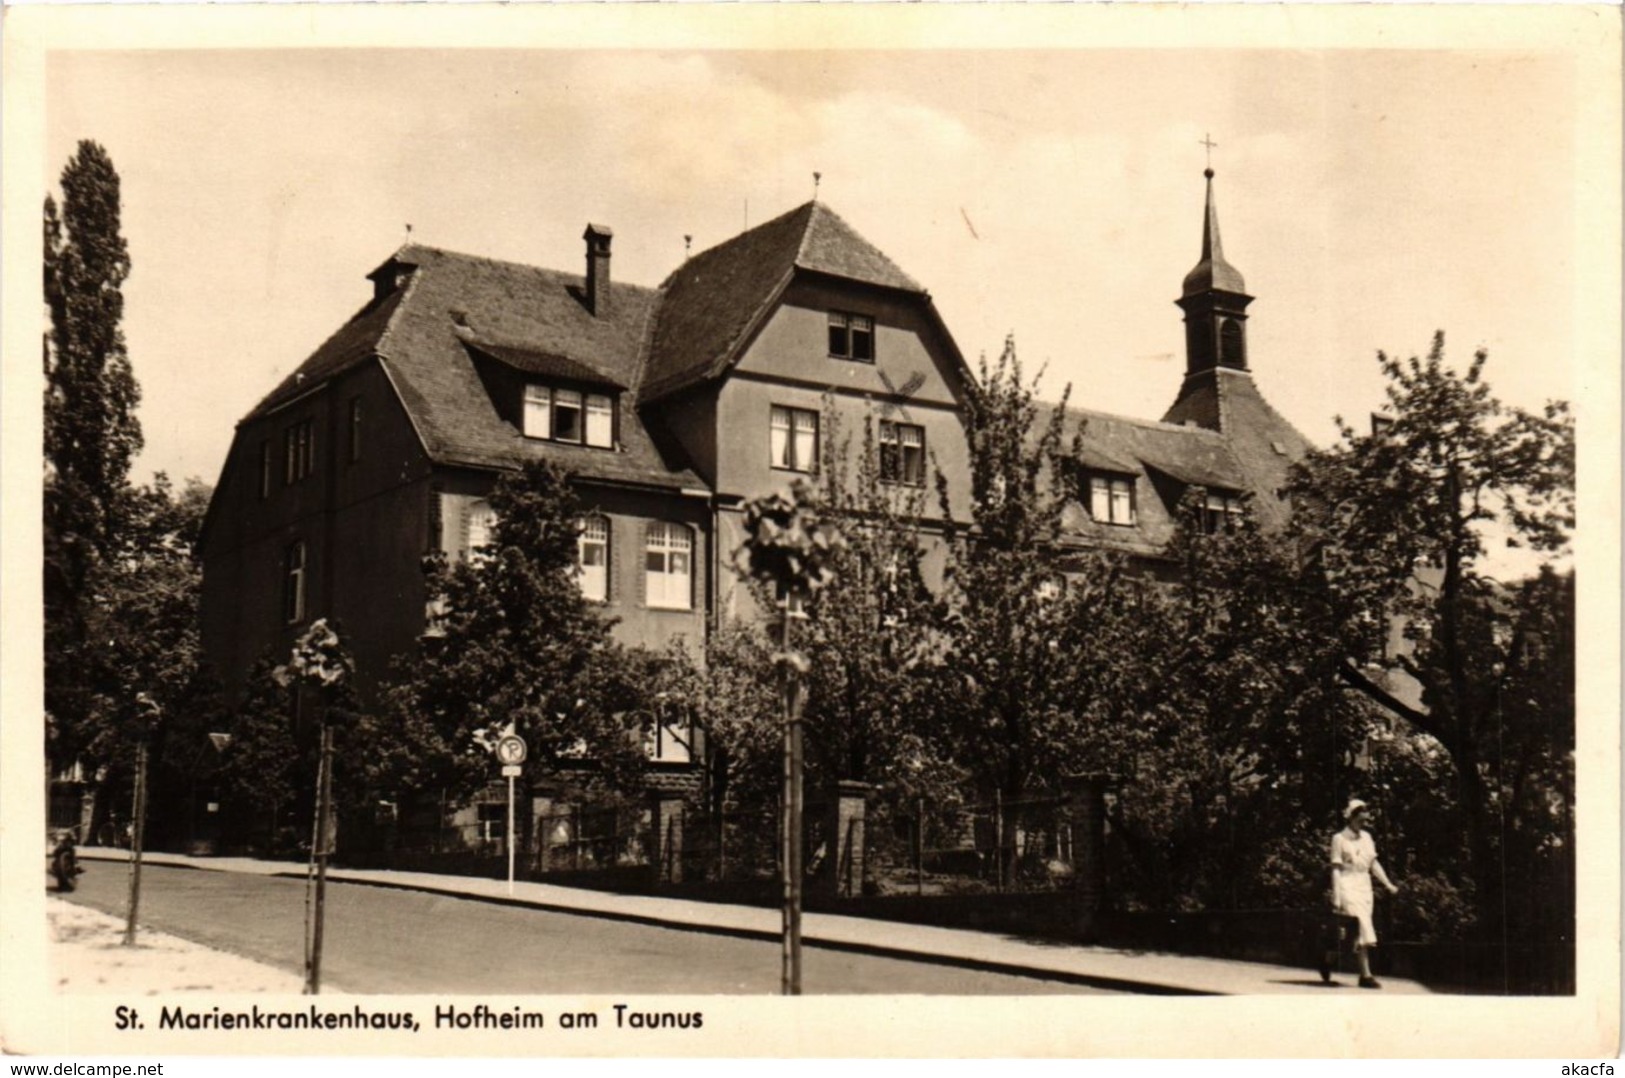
top-left (77, 847), bottom-right (1431, 995)
top-left (48, 897), bottom-right (310, 993)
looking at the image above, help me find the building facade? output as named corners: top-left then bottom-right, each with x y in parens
top-left (199, 169), bottom-right (1309, 736)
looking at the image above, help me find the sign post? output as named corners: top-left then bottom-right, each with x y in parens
top-left (494, 735), bottom-right (528, 896)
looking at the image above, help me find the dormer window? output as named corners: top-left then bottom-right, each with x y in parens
top-left (1203, 491), bottom-right (1245, 533)
top-left (828, 311), bottom-right (875, 362)
top-left (1087, 474), bottom-right (1135, 526)
top-left (523, 384), bottom-right (614, 448)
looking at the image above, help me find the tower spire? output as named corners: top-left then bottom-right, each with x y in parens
top-left (1184, 167), bottom-right (1245, 298)
top-left (1175, 166), bottom-right (1253, 379)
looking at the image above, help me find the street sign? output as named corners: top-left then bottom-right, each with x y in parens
top-left (495, 734), bottom-right (527, 766)
top-left (501, 764), bottom-right (521, 777)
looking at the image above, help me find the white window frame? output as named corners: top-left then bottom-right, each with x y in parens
top-left (828, 310), bottom-right (875, 362)
top-left (523, 385), bottom-right (552, 439)
top-left (1203, 491), bottom-right (1244, 533)
top-left (648, 717), bottom-right (693, 763)
top-left (578, 516), bottom-right (609, 602)
top-left (770, 405), bottom-right (819, 473)
top-left (879, 420), bottom-right (926, 486)
top-left (553, 388), bottom-right (584, 444)
top-left (464, 500), bottom-right (497, 564)
top-left (585, 394), bottom-right (614, 448)
top-left (524, 383), bottom-right (615, 448)
top-left (644, 522), bottom-right (693, 610)
top-left (1088, 475), bottom-right (1136, 526)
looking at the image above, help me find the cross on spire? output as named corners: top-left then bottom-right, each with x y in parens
top-left (1198, 133), bottom-right (1218, 171)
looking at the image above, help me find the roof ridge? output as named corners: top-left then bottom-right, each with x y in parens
top-left (372, 261), bottom-right (424, 361)
top-left (1057, 400), bottom-right (1231, 436)
top-left (793, 200), bottom-right (823, 265)
top-left (399, 241), bottom-right (660, 296)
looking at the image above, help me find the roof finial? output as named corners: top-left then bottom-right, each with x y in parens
top-left (1199, 132), bottom-right (1217, 174)
top-left (813, 171), bottom-right (822, 201)
top-left (403, 222), bottom-right (413, 245)
top-left (684, 234), bottom-right (693, 261)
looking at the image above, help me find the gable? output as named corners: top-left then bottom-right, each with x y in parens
top-left (732, 276), bottom-right (967, 410)
top-left (643, 202), bottom-right (930, 403)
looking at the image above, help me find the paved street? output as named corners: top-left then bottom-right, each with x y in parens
top-left (60, 862), bottom-right (1121, 994)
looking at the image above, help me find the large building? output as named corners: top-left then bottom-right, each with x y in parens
top-left (199, 169), bottom-right (1308, 715)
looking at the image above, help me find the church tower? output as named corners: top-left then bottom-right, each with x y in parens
top-left (1176, 167), bottom-right (1253, 377)
top-left (1160, 162), bottom-right (1311, 528)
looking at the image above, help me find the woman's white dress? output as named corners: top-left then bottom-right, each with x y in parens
top-left (1331, 827), bottom-right (1380, 947)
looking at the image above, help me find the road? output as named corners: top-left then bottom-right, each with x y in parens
top-left (61, 862), bottom-right (1120, 994)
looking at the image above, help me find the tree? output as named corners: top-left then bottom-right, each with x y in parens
top-left (72, 476), bottom-right (215, 843)
top-left (1062, 491), bottom-right (1369, 912)
top-left (1286, 333), bottom-right (1575, 935)
top-left (929, 336), bottom-right (1083, 882)
top-left (388, 460), bottom-right (646, 817)
top-left (44, 140), bottom-right (143, 774)
top-left (780, 406), bottom-right (949, 804)
top-left (217, 658), bottom-right (302, 853)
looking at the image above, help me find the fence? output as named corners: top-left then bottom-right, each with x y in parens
top-left (533, 803), bottom-right (651, 875)
top-left (867, 794), bottom-right (1077, 895)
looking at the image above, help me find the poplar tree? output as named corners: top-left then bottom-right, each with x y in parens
top-left (44, 140), bottom-right (142, 773)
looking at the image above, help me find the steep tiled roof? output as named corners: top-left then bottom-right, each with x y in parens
top-left (643, 201), bottom-right (923, 401)
top-left (252, 285), bottom-right (407, 416)
top-left (250, 244), bottom-right (702, 490)
top-left (1042, 375), bottom-right (1310, 558)
top-left (1162, 367), bottom-right (1311, 529)
top-left (462, 339), bottom-right (628, 391)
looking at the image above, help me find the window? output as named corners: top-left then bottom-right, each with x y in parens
top-left (1220, 318), bottom-right (1246, 368)
top-left (645, 522), bottom-right (693, 610)
top-left (585, 395), bottom-right (613, 448)
top-left (648, 717), bottom-right (692, 763)
top-left (879, 421), bottom-right (926, 486)
top-left (258, 441), bottom-right (272, 500)
top-left (828, 311), bottom-right (875, 362)
top-left (1203, 491), bottom-right (1244, 533)
top-left (283, 419), bottom-right (314, 484)
top-left (348, 397), bottom-right (363, 463)
top-left (770, 406), bottom-right (819, 473)
top-left (283, 540), bottom-right (307, 624)
top-left (554, 389), bottom-right (584, 443)
top-left (524, 385), bottom-right (551, 439)
top-left (1088, 475), bottom-right (1136, 525)
top-left (523, 384), bottom-right (614, 448)
top-left (464, 500), bottom-right (497, 563)
top-left (578, 516), bottom-right (609, 602)
top-left (476, 802), bottom-right (507, 845)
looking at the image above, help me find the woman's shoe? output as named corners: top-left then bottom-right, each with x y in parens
top-left (1358, 976), bottom-right (1383, 989)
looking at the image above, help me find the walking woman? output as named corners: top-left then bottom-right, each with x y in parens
top-left (1330, 799), bottom-right (1400, 988)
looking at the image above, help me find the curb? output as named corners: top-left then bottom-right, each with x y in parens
top-left (76, 849), bottom-right (1216, 995)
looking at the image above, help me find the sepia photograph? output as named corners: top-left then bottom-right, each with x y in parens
top-left (2, 2), bottom-right (1618, 1060)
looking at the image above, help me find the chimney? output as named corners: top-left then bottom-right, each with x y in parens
top-left (584, 224), bottom-right (613, 316)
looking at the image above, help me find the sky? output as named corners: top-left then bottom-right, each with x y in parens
top-left (43, 43), bottom-right (1587, 543)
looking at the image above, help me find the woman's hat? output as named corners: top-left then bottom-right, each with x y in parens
top-left (1344, 798), bottom-right (1369, 819)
